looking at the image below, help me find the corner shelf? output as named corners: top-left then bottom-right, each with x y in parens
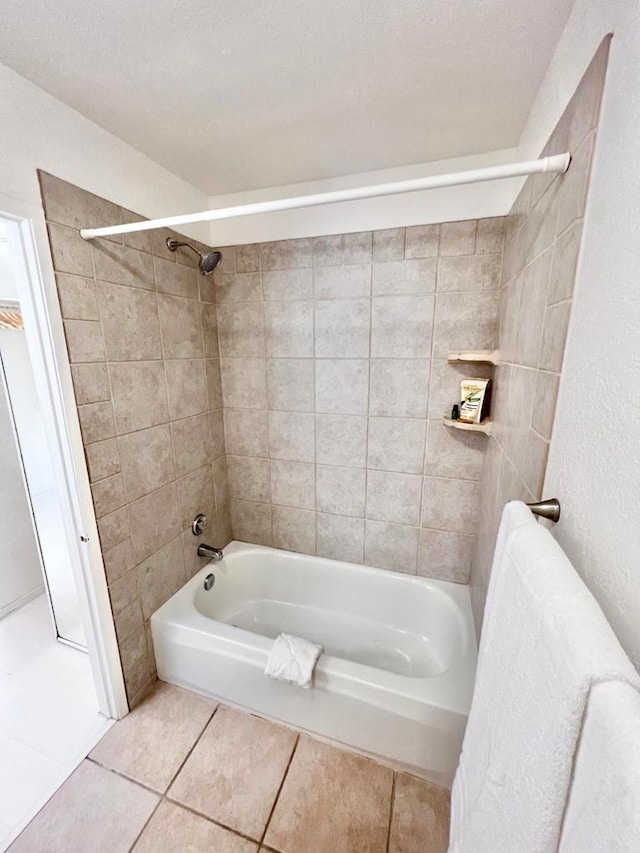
top-left (447, 349), bottom-right (500, 365)
top-left (442, 414), bottom-right (492, 436)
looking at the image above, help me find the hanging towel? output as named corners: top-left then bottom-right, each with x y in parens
top-left (265, 633), bottom-right (323, 688)
top-left (449, 501), bottom-right (640, 853)
top-left (559, 681), bottom-right (640, 853)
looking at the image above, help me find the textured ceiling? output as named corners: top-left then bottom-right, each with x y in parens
top-left (0, 0), bottom-right (574, 194)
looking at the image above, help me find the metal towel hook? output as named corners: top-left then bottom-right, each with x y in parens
top-left (526, 498), bottom-right (561, 523)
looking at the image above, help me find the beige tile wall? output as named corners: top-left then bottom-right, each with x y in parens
top-left (39, 172), bottom-right (232, 706)
top-left (215, 219), bottom-right (504, 581)
top-left (470, 37), bottom-right (611, 629)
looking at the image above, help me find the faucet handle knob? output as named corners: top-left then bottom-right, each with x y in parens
top-left (192, 513), bottom-right (209, 536)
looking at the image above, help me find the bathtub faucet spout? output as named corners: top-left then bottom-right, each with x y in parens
top-left (197, 543), bottom-right (224, 561)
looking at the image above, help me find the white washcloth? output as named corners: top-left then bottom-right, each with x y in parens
top-left (559, 681), bottom-right (640, 853)
top-left (449, 501), bottom-right (640, 853)
top-left (265, 633), bottom-right (323, 688)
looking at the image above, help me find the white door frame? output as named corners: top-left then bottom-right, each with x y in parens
top-left (0, 190), bottom-right (128, 719)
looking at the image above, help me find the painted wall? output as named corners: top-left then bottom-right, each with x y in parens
top-left (0, 62), bottom-right (207, 240)
top-left (215, 220), bottom-right (502, 580)
top-left (0, 226), bottom-right (18, 300)
top-left (0, 353), bottom-right (44, 617)
top-left (519, 1), bottom-right (640, 669)
top-left (207, 149), bottom-right (520, 247)
top-left (0, 327), bottom-right (83, 644)
top-left (470, 40), bottom-right (609, 628)
top-left (39, 173), bottom-right (231, 706)
top-left (0, 330), bottom-right (56, 496)
top-left (0, 231), bottom-right (44, 616)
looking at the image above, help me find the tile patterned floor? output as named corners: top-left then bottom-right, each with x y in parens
top-left (10, 681), bottom-right (450, 852)
top-left (0, 596), bottom-right (109, 850)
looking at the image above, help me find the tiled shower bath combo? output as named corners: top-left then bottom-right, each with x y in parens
top-left (39, 173), bottom-right (505, 708)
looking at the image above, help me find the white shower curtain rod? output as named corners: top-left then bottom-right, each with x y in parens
top-left (80, 152), bottom-right (571, 240)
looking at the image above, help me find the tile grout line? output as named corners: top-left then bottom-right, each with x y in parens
top-left (228, 498), bottom-right (479, 533)
top-left (257, 255), bottom-right (276, 550)
top-left (420, 229), bottom-right (445, 568)
top-left (86, 754), bottom-right (163, 797)
top-left (258, 732), bottom-right (301, 848)
top-left (258, 273), bottom-right (274, 547)
top-left (162, 794), bottom-right (266, 847)
top-left (362, 243), bottom-right (374, 562)
top-left (206, 278), bottom-right (501, 304)
top-left (311, 263), bottom-right (319, 556)
top-left (164, 704), bottom-right (220, 792)
top-left (386, 771), bottom-right (397, 853)
top-left (212, 270), bottom-right (232, 545)
top-left (126, 796), bottom-right (162, 852)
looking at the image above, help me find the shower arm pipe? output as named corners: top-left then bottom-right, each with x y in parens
top-left (79, 152), bottom-right (571, 240)
top-left (167, 239), bottom-right (202, 259)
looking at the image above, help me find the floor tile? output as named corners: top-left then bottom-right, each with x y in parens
top-left (0, 735), bottom-right (67, 829)
top-left (0, 594), bottom-right (106, 846)
top-left (133, 800), bottom-right (258, 852)
top-left (264, 735), bottom-right (394, 853)
top-left (0, 678), bottom-right (108, 765)
top-left (15, 642), bottom-right (98, 710)
top-left (0, 597), bottom-right (56, 677)
top-left (388, 772), bottom-right (450, 853)
top-left (9, 760), bottom-right (159, 853)
top-left (0, 596), bottom-right (55, 649)
top-left (90, 681), bottom-right (215, 792)
top-left (0, 627), bottom-right (47, 677)
top-left (169, 705), bottom-right (297, 840)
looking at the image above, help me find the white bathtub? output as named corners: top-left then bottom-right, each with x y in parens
top-left (151, 541), bottom-right (477, 785)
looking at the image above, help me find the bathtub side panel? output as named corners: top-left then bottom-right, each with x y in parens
top-left (151, 614), bottom-right (465, 787)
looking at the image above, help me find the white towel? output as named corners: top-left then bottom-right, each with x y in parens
top-left (265, 633), bottom-right (323, 688)
top-left (559, 681), bottom-right (640, 853)
top-left (449, 501), bottom-right (640, 853)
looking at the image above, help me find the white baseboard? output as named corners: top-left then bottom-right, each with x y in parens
top-left (0, 584), bottom-right (44, 620)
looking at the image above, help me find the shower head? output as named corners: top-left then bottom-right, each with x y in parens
top-left (199, 250), bottom-right (223, 275)
top-left (166, 238), bottom-right (222, 276)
